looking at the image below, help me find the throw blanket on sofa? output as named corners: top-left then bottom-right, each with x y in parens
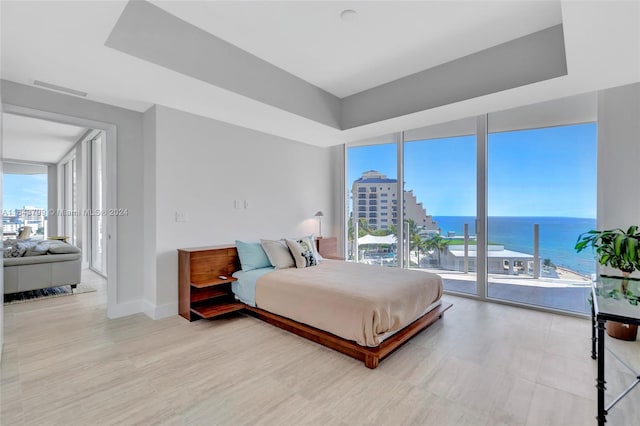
top-left (3, 239), bottom-right (80, 258)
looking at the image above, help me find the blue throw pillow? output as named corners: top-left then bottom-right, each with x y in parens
top-left (235, 240), bottom-right (271, 271)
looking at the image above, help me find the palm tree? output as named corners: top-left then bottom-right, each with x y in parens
top-left (425, 234), bottom-right (448, 267)
top-left (423, 236), bottom-right (436, 264)
top-left (348, 217), bottom-right (375, 241)
top-left (419, 238), bottom-right (432, 267)
top-left (403, 219), bottom-right (425, 267)
top-left (411, 233), bottom-right (423, 267)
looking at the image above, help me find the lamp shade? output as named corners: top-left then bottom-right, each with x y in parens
top-left (314, 211), bottom-right (324, 217)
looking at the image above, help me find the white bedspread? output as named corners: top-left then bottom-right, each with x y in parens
top-left (255, 260), bottom-right (443, 347)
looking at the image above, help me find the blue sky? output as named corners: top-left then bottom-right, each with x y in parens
top-left (2, 174), bottom-right (48, 213)
top-left (347, 123), bottom-right (597, 218)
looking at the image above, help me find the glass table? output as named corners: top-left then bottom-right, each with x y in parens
top-left (591, 275), bottom-right (640, 425)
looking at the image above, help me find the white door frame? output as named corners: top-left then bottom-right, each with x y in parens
top-left (87, 131), bottom-right (108, 276)
top-left (3, 104), bottom-right (118, 317)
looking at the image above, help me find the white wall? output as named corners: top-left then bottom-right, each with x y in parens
top-left (146, 106), bottom-right (335, 315)
top-left (597, 82), bottom-right (640, 228)
top-left (597, 82), bottom-right (640, 275)
top-left (327, 144), bottom-right (345, 257)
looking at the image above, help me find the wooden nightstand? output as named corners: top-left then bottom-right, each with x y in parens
top-left (178, 245), bottom-right (244, 321)
top-left (316, 237), bottom-right (343, 260)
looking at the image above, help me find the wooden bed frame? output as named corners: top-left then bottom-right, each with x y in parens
top-left (244, 302), bottom-right (452, 369)
top-left (178, 244), bottom-right (452, 369)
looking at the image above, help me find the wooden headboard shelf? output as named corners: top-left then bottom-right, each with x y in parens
top-left (177, 239), bottom-right (338, 321)
top-left (178, 245), bottom-right (241, 321)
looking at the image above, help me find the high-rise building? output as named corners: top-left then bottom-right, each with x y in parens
top-left (351, 170), bottom-right (439, 232)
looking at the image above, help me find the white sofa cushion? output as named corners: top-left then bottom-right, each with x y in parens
top-left (4, 253), bottom-right (81, 266)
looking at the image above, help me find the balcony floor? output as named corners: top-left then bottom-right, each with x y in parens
top-left (417, 268), bottom-right (592, 315)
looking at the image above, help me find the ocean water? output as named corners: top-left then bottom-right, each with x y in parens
top-left (433, 216), bottom-right (597, 276)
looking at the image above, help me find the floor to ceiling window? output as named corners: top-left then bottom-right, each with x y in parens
top-left (346, 138), bottom-right (398, 267)
top-left (344, 93), bottom-right (597, 315)
top-left (2, 163), bottom-right (48, 241)
top-left (487, 122), bottom-right (597, 314)
top-left (403, 118), bottom-right (478, 294)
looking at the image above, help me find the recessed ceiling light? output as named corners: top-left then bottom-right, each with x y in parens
top-left (340, 9), bottom-right (358, 22)
top-left (33, 80), bottom-right (88, 97)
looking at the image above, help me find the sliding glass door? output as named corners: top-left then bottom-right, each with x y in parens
top-left (487, 123), bottom-right (596, 313)
top-left (346, 138), bottom-right (399, 266)
top-left (404, 118), bottom-right (478, 294)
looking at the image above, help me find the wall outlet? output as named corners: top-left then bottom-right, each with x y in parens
top-left (175, 211), bottom-right (187, 222)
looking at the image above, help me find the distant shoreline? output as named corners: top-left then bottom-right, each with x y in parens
top-left (433, 215), bottom-right (596, 277)
top-left (555, 266), bottom-right (591, 281)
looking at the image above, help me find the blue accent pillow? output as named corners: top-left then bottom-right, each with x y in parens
top-left (235, 240), bottom-right (271, 271)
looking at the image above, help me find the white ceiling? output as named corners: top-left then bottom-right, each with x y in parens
top-left (2, 113), bottom-right (87, 164)
top-left (1, 1), bottom-right (639, 147)
top-left (153, 0), bottom-right (562, 98)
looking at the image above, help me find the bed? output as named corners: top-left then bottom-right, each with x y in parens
top-left (232, 259), bottom-right (450, 369)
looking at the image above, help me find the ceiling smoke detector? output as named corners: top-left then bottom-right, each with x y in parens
top-left (340, 9), bottom-right (358, 22)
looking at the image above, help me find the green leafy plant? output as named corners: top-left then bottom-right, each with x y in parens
top-left (626, 290), bottom-right (639, 306)
top-left (575, 226), bottom-right (640, 273)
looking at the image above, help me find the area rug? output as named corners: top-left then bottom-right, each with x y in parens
top-left (4, 283), bottom-right (97, 304)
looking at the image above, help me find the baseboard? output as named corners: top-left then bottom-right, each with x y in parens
top-left (105, 299), bottom-right (177, 320)
top-left (143, 300), bottom-right (178, 320)
top-left (107, 300), bottom-right (143, 319)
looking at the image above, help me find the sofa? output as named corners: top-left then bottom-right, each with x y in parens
top-left (3, 239), bottom-right (82, 294)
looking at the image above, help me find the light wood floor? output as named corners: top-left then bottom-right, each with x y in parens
top-left (2, 285), bottom-right (639, 425)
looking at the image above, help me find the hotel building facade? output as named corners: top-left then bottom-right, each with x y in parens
top-left (351, 170), bottom-right (439, 232)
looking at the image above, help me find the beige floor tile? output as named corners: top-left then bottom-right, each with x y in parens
top-left (482, 339), bottom-right (545, 383)
top-left (536, 352), bottom-right (597, 401)
top-left (403, 388), bottom-right (492, 426)
top-left (550, 314), bottom-right (592, 337)
top-left (3, 287), bottom-right (639, 425)
top-left (544, 330), bottom-right (592, 359)
top-left (526, 383), bottom-right (595, 426)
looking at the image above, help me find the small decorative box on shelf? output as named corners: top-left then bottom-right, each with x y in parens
top-left (178, 245), bottom-right (243, 321)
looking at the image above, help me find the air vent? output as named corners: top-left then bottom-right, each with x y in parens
top-left (33, 80), bottom-right (88, 97)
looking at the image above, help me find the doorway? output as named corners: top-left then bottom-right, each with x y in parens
top-left (2, 105), bottom-right (117, 315)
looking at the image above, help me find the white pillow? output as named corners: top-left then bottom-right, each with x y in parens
top-left (296, 234), bottom-right (323, 261)
top-left (285, 238), bottom-right (318, 268)
top-left (260, 239), bottom-right (295, 269)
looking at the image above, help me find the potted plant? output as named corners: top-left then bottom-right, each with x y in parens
top-left (575, 226), bottom-right (640, 340)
